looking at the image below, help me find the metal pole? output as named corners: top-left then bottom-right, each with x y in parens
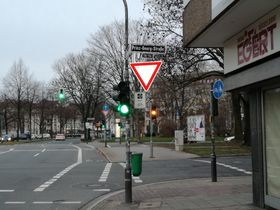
top-left (124, 118), bottom-right (132, 203)
top-left (122, 0), bottom-right (132, 203)
top-left (210, 86), bottom-right (217, 182)
top-left (123, 0), bottom-right (129, 82)
top-left (150, 116), bottom-right (154, 158)
top-left (104, 122), bottom-right (107, 148)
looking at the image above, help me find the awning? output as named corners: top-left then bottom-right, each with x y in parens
top-left (185, 0), bottom-right (280, 48)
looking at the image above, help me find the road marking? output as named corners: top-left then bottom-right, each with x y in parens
top-left (33, 201), bottom-right (53, 204)
top-left (60, 201), bottom-right (81, 204)
top-left (194, 159), bottom-right (252, 175)
top-left (5, 201), bottom-right (25, 204)
top-left (94, 189), bottom-right (111, 192)
top-left (107, 144), bottom-right (111, 148)
top-left (34, 145), bottom-right (82, 192)
top-left (0, 190), bottom-right (14, 192)
top-left (33, 153), bottom-right (40, 157)
top-left (0, 148), bottom-right (14, 155)
top-left (42, 148), bottom-right (46, 152)
top-left (33, 201), bottom-right (81, 204)
top-left (99, 163), bottom-right (112, 182)
top-left (119, 163), bottom-right (143, 183)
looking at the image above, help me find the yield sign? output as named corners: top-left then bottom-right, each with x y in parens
top-left (129, 61), bottom-right (162, 92)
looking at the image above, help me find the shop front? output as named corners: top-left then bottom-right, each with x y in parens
top-left (183, 0), bottom-right (280, 209)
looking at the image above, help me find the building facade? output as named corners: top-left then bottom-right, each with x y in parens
top-left (183, 0), bottom-right (280, 209)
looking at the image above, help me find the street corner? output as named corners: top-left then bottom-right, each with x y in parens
top-left (96, 146), bottom-right (125, 163)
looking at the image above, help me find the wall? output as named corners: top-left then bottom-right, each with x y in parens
top-left (183, 0), bottom-right (211, 46)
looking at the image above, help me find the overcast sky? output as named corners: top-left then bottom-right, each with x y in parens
top-left (0, 0), bottom-right (145, 82)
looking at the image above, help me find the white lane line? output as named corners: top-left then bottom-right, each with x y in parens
top-left (107, 144), bottom-right (111, 148)
top-left (119, 163), bottom-right (143, 183)
top-left (0, 190), bottom-right (14, 192)
top-left (194, 159), bottom-right (252, 175)
top-left (33, 201), bottom-right (81, 204)
top-left (60, 201), bottom-right (81, 204)
top-left (5, 201), bottom-right (26, 204)
top-left (42, 148), bottom-right (46, 152)
top-left (34, 145), bottom-right (82, 192)
top-left (94, 189), bottom-right (111, 192)
top-left (33, 201), bottom-right (53, 204)
top-left (33, 153), bottom-right (40, 157)
top-left (0, 148), bottom-right (14, 155)
top-left (98, 163), bottom-right (112, 182)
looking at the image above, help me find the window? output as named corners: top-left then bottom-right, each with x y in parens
top-left (264, 88), bottom-right (280, 198)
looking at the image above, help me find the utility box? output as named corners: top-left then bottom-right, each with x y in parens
top-left (174, 130), bottom-right (184, 151)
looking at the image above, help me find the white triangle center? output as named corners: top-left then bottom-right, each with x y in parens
top-left (135, 64), bottom-right (157, 85)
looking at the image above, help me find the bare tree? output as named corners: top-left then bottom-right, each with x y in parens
top-left (53, 53), bottom-right (105, 139)
top-left (3, 59), bottom-right (29, 140)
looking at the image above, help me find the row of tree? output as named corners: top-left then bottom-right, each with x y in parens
top-left (0, 1), bottom-right (249, 143)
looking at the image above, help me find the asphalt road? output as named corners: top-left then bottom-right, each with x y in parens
top-left (0, 138), bottom-right (252, 210)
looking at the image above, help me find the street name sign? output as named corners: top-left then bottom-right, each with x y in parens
top-left (130, 61), bottom-right (162, 92)
top-left (130, 44), bottom-right (166, 54)
top-left (212, 80), bottom-right (224, 99)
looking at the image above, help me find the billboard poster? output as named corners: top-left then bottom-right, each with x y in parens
top-left (187, 115), bottom-right (205, 142)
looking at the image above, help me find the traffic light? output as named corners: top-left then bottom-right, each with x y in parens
top-left (58, 89), bottom-right (65, 101)
top-left (113, 81), bottom-right (130, 116)
top-left (150, 105), bottom-right (157, 120)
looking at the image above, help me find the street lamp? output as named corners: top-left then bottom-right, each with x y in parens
top-left (122, 0), bottom-right (132, 204)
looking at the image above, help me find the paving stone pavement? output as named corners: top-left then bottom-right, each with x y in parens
top-left (84, 141), bottom-right (263, 210)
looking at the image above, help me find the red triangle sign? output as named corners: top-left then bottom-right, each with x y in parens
top-left (130, 61), bottom-right (162, 92)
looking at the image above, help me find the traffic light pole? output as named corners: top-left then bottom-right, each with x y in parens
top-left (124, 118), bottom-right (132, 203)
top-left (150, 114), bottom-right (154, 158)
top-left (122, 0), bottom-right (132, 204)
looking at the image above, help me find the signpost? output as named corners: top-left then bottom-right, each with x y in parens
top-left (101, 103), bottom-right (109, 147)
top-left (129, 61), bottom-right (162, 92)
top-left (210, 80), bottom-right (224, 182)
top-left (212, 80), bottom-right (224, 99)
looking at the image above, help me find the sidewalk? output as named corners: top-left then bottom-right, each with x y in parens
top-left (85, 141), bottom-right (262, 210)
top-left (94, 141), bottom-right (199, 162)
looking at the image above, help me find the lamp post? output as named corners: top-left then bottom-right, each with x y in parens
top-left (122, 0), bottom-right (132, 204)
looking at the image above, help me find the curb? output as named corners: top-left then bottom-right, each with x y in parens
top-left (95, 147), bottom-right (113, 163)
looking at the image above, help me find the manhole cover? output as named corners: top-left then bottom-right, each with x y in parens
top-left (139, 201), bottom-right (162, 209)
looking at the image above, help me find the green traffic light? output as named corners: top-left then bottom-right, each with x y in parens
top-left (120, 104), bottom-right (129, 114)
top-left (59, 93), bottom-right (65, 100)
top-left (58, 89), bottom-right (65, 101)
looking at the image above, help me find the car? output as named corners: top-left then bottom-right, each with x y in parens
top-left (19, 133), bottom-right (30, 140)
top-left (224, 136), bottom-right (235, 142)
top-left (1, 134), bottom-right (12, 142)
top-left (55, 134), bottom-right (65, 141)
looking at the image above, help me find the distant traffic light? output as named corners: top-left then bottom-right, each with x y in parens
top-left (113, 81), bottom-right (130, 116)
top-left (150, 105), bottom-right (157, 120)
top-left (58, 89), bottom-right (65, 101)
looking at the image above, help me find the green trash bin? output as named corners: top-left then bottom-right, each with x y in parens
top-left (131, 153), bottom-right (143, 176)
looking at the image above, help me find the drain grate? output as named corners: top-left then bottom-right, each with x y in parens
top-left (139, 201), bottom-right (162, 209)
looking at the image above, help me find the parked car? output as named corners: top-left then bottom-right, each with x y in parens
top-left (1, 134), bottom-right (12, 142)
top-left (55, 134), bottom-right (65, 141)
top-left (43, 133), bottom-right (51, 139)
top-left (224, 136), bottom-right (235, 142)
top-left (19, 133), bottom-right (29, 140)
